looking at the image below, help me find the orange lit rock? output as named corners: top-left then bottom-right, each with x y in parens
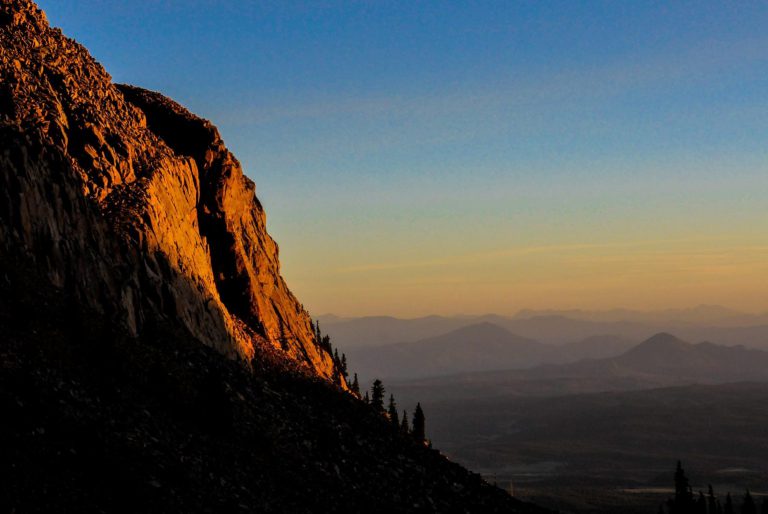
top-left (0, 0), bottom-right (343, 386)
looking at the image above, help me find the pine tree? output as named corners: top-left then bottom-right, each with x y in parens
top-left (371, 379), bottom-right (385, 412)
top-left (671, 461), bottom-right (694, 514)
top-left (351, 373), bottom-right (360, 395)
top-left (387, 394), bottom-right (399, 430)
top-left (322, 335), bottom-right (331, 353)
top-left (315, 320), bottom-right (321, 343)
top-left (341, 353), bottom-right (348, 378)
top-left (363, 391), bottom-right (369, 404)
top-left (743, 490), bottom-right (757, 514)
top-left (333, 348), bottom-right (340, 364)
top-left (412, 402), bottom-right (426, 443)
top-left (400, 410), bottom-right (410, 434)
top-left (725, 493), bottom-right (734, 514)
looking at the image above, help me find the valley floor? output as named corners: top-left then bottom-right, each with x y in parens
top-left (402, 382), bottom-right (768, 513)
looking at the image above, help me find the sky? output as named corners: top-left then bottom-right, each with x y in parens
top-left (38, 1), bottom-right (768, 317)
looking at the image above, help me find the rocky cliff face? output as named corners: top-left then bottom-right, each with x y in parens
top-left (0, 0), bottom-right (339, 384)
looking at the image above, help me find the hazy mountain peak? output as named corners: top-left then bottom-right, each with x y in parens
top-left (622, 333), bottom-right (691, 361)
top-left (639, 332), bottom-right (689, 347)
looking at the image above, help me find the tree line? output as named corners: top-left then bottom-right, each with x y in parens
top-left (314, 320), bottom-right (349, 382)
top-left (663, 461), bottom-right (767, 514)
top-left (367, 378), bottom-right (427, 444)
top-left (313, 320), bottom-right (428, 445)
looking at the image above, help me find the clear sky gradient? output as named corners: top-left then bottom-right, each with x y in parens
top-left (38, 1), bottom-right (768, 316)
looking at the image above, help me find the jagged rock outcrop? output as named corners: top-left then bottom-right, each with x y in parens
top-left (0, 0), bottom-right (339, 384)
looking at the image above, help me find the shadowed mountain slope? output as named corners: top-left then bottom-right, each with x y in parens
top-left (0, 267), bottom-right (544, 513)
top-left (324, 313), bottom-right (768, 351)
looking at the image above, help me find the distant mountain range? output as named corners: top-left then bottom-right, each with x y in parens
top-left (346, 322), bottom-right (637, 380)
top-left (383, 333), bottom-right (768, 513)
top-left (322, 310), bottom-right (768, 514)
top-left (346, 323), bottom-right (550, 379)
top-left (390, 332), bottom-right (768, 403)
top-left (321, 310), bottom-right (768, 350)
top-left (531, 332), bottom-right (768, 384)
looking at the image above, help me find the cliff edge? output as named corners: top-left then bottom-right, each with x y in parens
top-left (0, 0), bottom-right (340, 384)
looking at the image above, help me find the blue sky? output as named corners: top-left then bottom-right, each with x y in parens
top-left (38, 1), bottom-right (768, 315)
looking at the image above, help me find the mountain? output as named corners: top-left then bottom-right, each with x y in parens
top-left (382, 335), bottom-right (768, 512)
top-left (615, 332), bottom-right (698, 368)
top-left (477, 315), bottom-right (669, 345)
top-left (546, 332), bottom-right (768, 383)
top-left (323, 313), bottom-right (665, 348)
top-left (0, 2), bottom-right (542, 512)
top-left (346, 322), bottom-right (551, 380)
top-left (0, 0), bottom-right (335, 381)
top-left (346, 325), bottom-right (637, 381)
top-left (390, 333), bottom-right (768, 404)
top-left (326, 313), bottom-right (768, 352)
top-left (1, 277), bottom-right (537, 513)
top-left (674, 324), bottom-right (768, 350)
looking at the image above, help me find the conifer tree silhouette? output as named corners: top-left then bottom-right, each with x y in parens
top-left (321, 335), bottom-right (331, 352)
top-left (370, 379), bottom-right (385, 412)
top-left (387, 394), bottom-right (399, 431)
top-left (412, 402), bottom-right (426, 443)
top-left (341, 353), bottom-right (348, 378)
top-left (400, 410), bottom-right (410, 434)
top-left (668, 461), bottom-right (694, 513)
